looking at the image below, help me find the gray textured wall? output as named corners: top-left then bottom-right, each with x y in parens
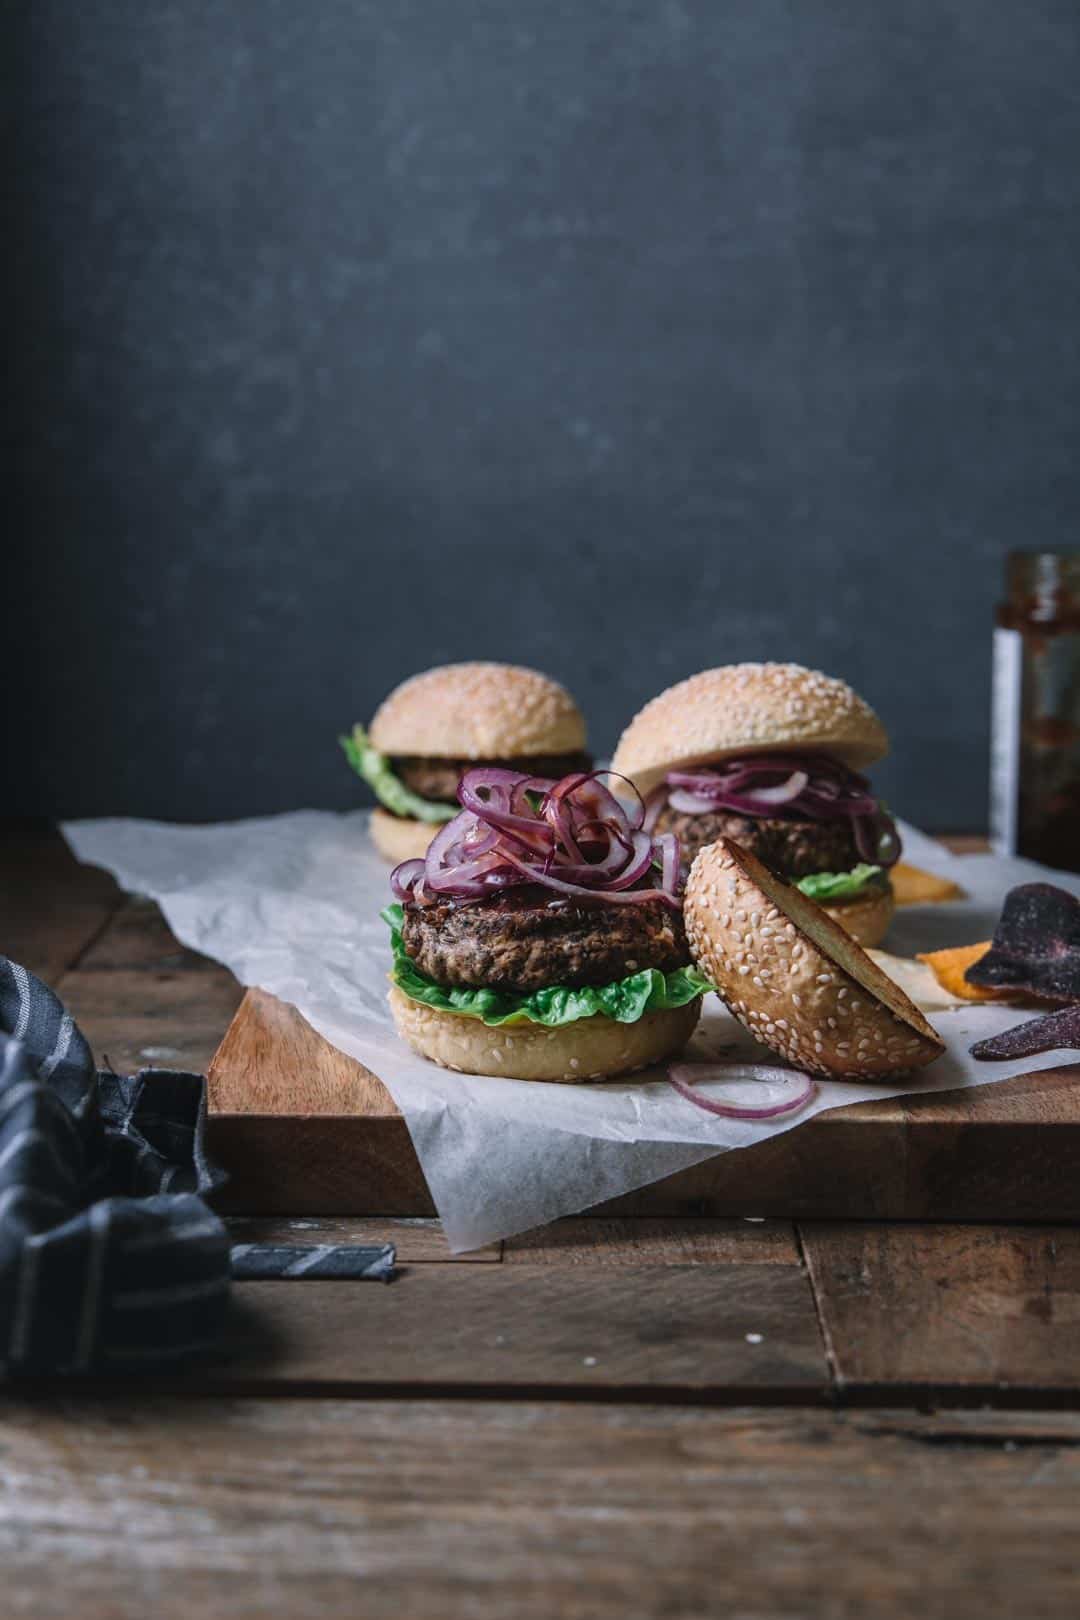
top-left (11, 2), bottom-right (1080, 828)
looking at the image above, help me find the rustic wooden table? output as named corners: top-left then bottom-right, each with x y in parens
top-left (3, 822), bottom-right (1080, 1619)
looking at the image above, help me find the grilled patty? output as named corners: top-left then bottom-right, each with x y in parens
top-left (401, 885), bottom-right (690, 994)
top-left (655, 806), bottom-right (862, 882)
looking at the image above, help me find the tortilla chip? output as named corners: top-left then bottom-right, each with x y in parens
top-left (867, 950), bottom-right (971, 1011)
top-left (916, 942), bottom-right (1017, 1003)
top-left (892, 862), bottom-right (965, 906)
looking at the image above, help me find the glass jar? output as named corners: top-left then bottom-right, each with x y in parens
top-left (990, 551), bottom-right (1080, 871)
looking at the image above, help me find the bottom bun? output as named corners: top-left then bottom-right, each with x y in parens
top-left (370, 807), bottom-right (440, 864)
top-left (388, 985), bottom-right (701, 1082)
top-left (822, 880), bottom-right (894, 948)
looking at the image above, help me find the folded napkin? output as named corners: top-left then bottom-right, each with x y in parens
top-left (0, 956), bottom-right (394, 1375)
top-left (0, 956), bottom-right (233, 1373)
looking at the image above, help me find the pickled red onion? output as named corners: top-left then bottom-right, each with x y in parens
top-left (660, 753), bottom-right (900, 867)
top-left (667, 1063), bottom-right (817, 1119)
top-left (391, 768), bottom-right (682, 908)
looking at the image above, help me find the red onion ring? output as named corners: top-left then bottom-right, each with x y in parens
top-left (391, 768), bottom-right (683, 909)
top-left (390, 858), bottom-right (426, 901)
top-left (661, 753), bottom-right (900, 868)
top-left (667, 1063), bottom-right (818, 1119)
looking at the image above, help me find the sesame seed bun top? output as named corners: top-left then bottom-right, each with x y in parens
top-left (611, 663), bottom-right (889, 796)
top-left (369, 662), bottom-right (586, 759)
top-left (684, 838), bottom-right (943, 1081)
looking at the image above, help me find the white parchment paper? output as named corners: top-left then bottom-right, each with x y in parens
top-left (63, 814), bottom-right (1080, 1251)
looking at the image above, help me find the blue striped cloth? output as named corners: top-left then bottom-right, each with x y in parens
top-left (0, 957), bottom-right (232, 1373)
top-left (0, 956), bottom-right (395, 1375)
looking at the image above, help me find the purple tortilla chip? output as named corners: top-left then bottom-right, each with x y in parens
top-left (970, 1005), bottom-right (1080, 1062)
top-left (964, 883), bottom-right (1080, 1005)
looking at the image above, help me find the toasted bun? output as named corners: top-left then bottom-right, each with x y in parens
top-left (684, 840), bottom-right (943, 1080)
top-left (388, 986), bottom-right (701, 1082)
top-left (369, 663), bottom-right (586, 759)
top-left (370, 808), bottom-right (438, 864)
top-left (612, 663), bottom-right (888, 795)
top-left (821, 880), bottom-right (895, 949)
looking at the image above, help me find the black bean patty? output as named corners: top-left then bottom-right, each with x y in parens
top-left (401, 884), bottom-right (690, 994)
top-left (655, 806), bottom-right (861, 882)
top-left (392, 752), bottom-right (593, 806)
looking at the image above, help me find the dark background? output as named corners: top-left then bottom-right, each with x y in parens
top-left (11, 2), bottom-right (1080, 829)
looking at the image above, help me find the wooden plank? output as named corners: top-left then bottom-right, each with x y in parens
top-left (198, 1262), bottom-right (827, 1396)
top-left (59, 963), bottom-right (244, 1077)
top-left (209, 987), bottom-right (395, 1116)
top-left (801, 1222), bottom-right (1080, 1396)
top-left (0, 820), bottom-right (123, 985)
top-left (225, 1215), bottom-right (500, 1262)
top-left (505, 1215), bottom-right (797, 1264)
top-left (3, 1399), bottom-right (1080, 1620)
top-left (74, 894), bottom-right (222, 974)
top-left (209, 1113), bottom-right (435, 1215)
top-left (206, 987), bottom-right (1080, 1215)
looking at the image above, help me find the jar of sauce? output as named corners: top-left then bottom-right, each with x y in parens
top-left (990, 550), bottom-right (1080, 871)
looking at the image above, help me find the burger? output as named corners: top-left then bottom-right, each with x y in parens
top-left (383, 769), bottom-right (710, 1081)
top-left (684, 837), bottom-right (944, 1079)
top-left (611, 663), bottom-right (901, 948)
top-left (342, 662), bottom-right (591, 863)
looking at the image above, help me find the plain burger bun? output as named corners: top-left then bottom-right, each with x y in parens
top-left (684, 839), bottom-right (944, 1080)
top-left (612, 663), bottom-right (888, 796)
top-left (821, 879), bottom-right (895, 949)
top-left (370, 808), bottom-right (440, 864)
top-left (370, 662), bottom-right (586, 760)
top-left (388, 985), bottom-right (701, 1083)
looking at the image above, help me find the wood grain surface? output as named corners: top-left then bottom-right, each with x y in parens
top-left (205, 1259), bottom-right (828, 1398)
top-left (5, 824), bottom-right (1080, 1618)
top-left (802, 1222), bottom-right (1080, 1397)
top-left (0, 820), bottom-right (122, 985)
top-left (504, 1215), bottom-right (798, 1265)
top-left (210, 987), bottom-right (395, 1116)
top-left (205, 985), bottom-right (1080, 1219)
top-left (4, 1397), bottom-right (1080, 1620)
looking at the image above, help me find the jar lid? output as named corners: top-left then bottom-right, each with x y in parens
top-left (1006, 551), bottom-right (1080, 619)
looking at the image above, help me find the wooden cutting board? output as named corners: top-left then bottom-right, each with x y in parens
top-left (206, 987), bottom-right (1080, 1219)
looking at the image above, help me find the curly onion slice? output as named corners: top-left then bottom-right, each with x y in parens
top-left (666, 1063), bottom-right (817, 1120)
top-left (661, 753), bottom-right (899, 869)
top-left (391, 768), bottom-right (683, 909)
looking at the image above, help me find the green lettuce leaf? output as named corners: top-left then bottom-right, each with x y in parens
top-left (795, 864), bottom-right (883, 902)
top-left (340, 725), bottom-right (457, 824)
top-left (382, 903), bottom-right (712, 1028)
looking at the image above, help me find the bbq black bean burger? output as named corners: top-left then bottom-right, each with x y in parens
top-left (342, 663), bottom-right (591, 864)
top-left (383, 770), bottom-right (710, 1081)
top-left (612, 663), bottom-right (901, 948)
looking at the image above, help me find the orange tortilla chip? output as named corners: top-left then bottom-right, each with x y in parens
top-left (916, 942), bottom-right (1011, 1002)
top-left (892, 862), bottom-right (965, 905)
